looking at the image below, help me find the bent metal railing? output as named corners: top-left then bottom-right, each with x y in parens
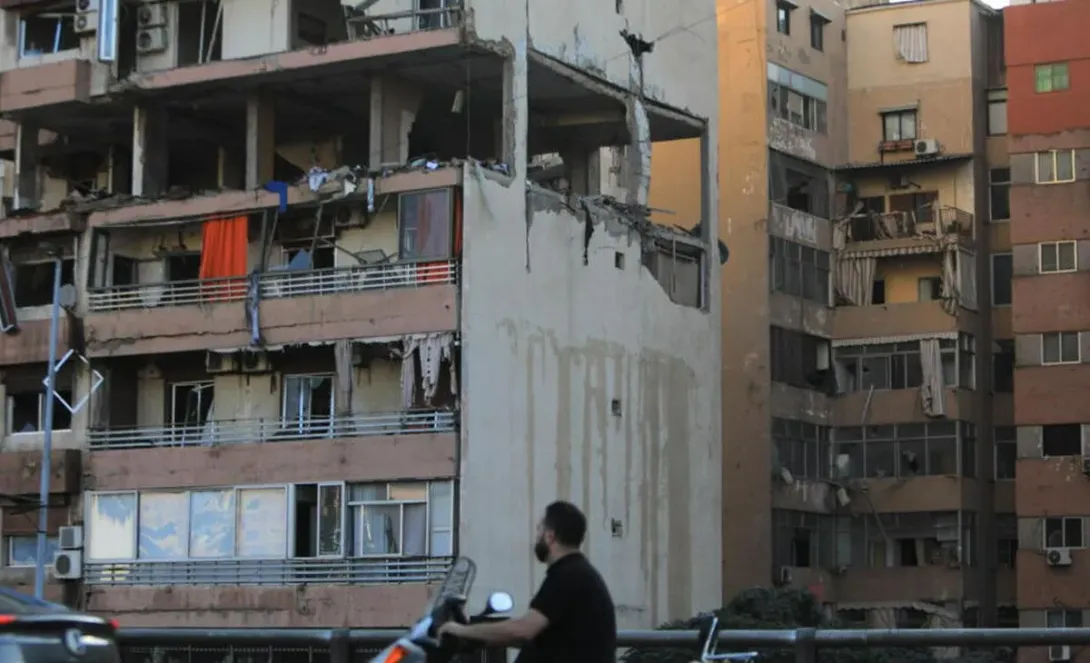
top-left (86, 260), bottom-right (457, 313)
top-left (88, 409), bottom-right (457, 449)
top-left (113, 628), bottom-right (1090, 663)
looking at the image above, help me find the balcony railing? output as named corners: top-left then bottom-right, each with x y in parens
top-left (84, 556), bottom-right (452, 586)
top-left (88, 410), bottom-right (457, 450)
top-left (86, 261), bottom-right (458, 313)
top-left (347, 5), bottom-right (465, 39)
top-left (846, 206), bottom-right (973, 243)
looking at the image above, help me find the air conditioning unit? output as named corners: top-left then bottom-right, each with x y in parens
top-left (136, 27), bottom-right (168, 54)
top-left (52, 550), bottom-right (82, 580)
top-left (137, 4), bottom-right (168, 27)
top-left (239, 351), bottom-right (271, 374)
top-left (1050, 646), bottom-right (1071, 662)
top-left (58, 526), bottom-right (83, 550)
top-left (1046, 547), bottom-right (1073, 567)
top-left (205, 351), bottom-right (235, 374)
top-left (74, 0), bottom-right (98, 34)
top-left (914, 138), bottom-right (941, 157)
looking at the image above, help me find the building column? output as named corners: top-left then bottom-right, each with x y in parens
top-left (14, 122), bottom-right (39, 211)
top-left (369, 77), bottom-right (422, 166)
top-left (501, 44), bottom-right (528, 176)
top-left (131, 105), bottom-right (169, 197)
top-left (245, 94), bottom-right (275, 190)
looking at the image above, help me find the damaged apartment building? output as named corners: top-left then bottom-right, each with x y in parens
top-left (652, 0), bottom-right (1011, 632)
top-left (0, 0), bottom-right (722, 628)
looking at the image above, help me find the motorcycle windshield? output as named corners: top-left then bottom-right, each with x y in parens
top-left (429, 556), bottom-right (477, 610)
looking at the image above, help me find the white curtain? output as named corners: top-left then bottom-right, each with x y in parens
top-left (918, 339), bottom-right (946, 417)
top-left (399, 338), bottom-right (419, 409)
top-left (836, 256), bottom-right (877, 306)
top-left (893, 23), bottom-right (929, 63)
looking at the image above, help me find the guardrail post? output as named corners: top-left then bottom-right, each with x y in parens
top-left (795, 628), bottom-right (817, 663)
top-left (330, 628), bottom-right (351, 663)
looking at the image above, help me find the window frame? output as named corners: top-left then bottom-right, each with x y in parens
top-left (991, 253), bottom-right (1012, 306)
top-left (987, 97), bottom-right (1007, 136)
top-left (4, 535), bottom-right (59, 568)
top-left (1041, 332), bottom-right (1081, 365)
top-left (776, 0), bottom-right (794, 35)
top-left (281, 373), bottom-right (336, 433)
top-left (397, 189), bottom-right (454, 262)
top-left (17, 4), bottom-right (80, 61)
top-left (1042, 517), bottom-right (1084, 549)
top-left (6, 390), bottom-right (73, 436)
top-left (1034, 62), bottom-right (1070, 94)
top-left (809, 11), bottom-right (829, 51)
top-left (1039, 240), bottom-right (1078, 274)
top-left (989, 167), bottom-right (1010, 222)
top-left (1034, 149), bottom-right (1076, 185)
top-left (994, 427), bottom-right (1016, 480)
top-left (345, 481), bottom-right (455, 558)
top-left (881, 109), bottom-right (918, 142)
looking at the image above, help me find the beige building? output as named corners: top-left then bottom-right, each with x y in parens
top-left (650, 0), bottom-right (1012, 626)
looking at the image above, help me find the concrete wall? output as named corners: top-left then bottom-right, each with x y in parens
top-left (458, 165), bottom-right (722, 627)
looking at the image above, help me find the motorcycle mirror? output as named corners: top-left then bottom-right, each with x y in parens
top-left (486, 591), bottom-right (514, 614)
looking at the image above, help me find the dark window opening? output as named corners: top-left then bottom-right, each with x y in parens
top-left (770, 326), bottom-right (830, 392)
top-left (810, 12), bottom-right (828, 51)
top-left (993, 344), bottom-right (1014, 393)
top-left (882, 110), bottom-right (917, 141)
top-left (992, 253), bottom-right (1012, 306)
top-left (917, 276), bottom-right (942, 301)
top-left (1044, 517), bottom-right (1082, 548)
top-left (1042, 424), bottom-right (1081, 457)
top-left (898, 538), bottom-right (919, 566)
top-left (296, 13), bottom-right (328, 46)
top-left (13, 259), bottom-right (75, 308)
top-left (990, 168), bottom-right (1010, 221)
top-left (166, 253), bottom-right (201, 282)
top-left (647, 242), bottom-right (703, 309)
top-left (168, 382), bottom-right (215, 430)
top-left (285, 245), bottom-right (336, 270)
top-left (19, 6), bottom-right (80, 58)
top-left (791, 528), bottom-right (812, 567)
top-left (112, 256), bottom-right (138, 287)
top-left (871, 279), bottom-right (886, 304)
top-left (176, 0), bottom-right (223, 66)
top-left (776, 1), bottom-right (793, 34)
top-left (998, 539), bottom-right (1017, 569)
top-left (9, 390), bottom-right (72, 434)
top-left (785, 169), bottom-right (813, 213)
top-left (889, 191), bottom-right (938, 224)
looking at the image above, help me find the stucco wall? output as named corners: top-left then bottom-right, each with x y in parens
top-left (457, 164), bottom-right (722, 627)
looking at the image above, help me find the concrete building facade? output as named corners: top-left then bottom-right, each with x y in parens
top-left (650, 0), bottom-right (1012, 628)
top-left (0, 0), bottom-right (722, 628)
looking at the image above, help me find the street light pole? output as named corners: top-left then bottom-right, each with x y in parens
top-left (33, 253), bottom-right (63, 599)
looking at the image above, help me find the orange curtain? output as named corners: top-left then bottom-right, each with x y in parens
top-left (416, 191), bottom-right (460, 285)
top-left (199, 215), bottom-right (248, 300)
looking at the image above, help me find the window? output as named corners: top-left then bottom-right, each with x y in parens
top-left (882, 110), bottom-right (917, 141)
top-left (987, 96), bottom-right (1007, 136)
top-left (767, 65), bottom-right (828, 134)
top-left (776, 1), bottom-right (793, 34)
top-left (892, 23), bottom-right (929, 63)
top-left (1035, 63), bottom-right (1070, 93)
top-left (772, 510), bottom-right (837, 569)
top-left (917, 277), bottom-right (942, 302)
top-left (284, 245), bottom-right (335, 270)
top-left (993, 341), bottom-right (1014, 393)
top-left (995, 427), bottom-right (1016, 480)
top-left (831, 422), bottom-right (959, 479)
top-left (769, 237), bottom-right (831, 306)
top-left (1048, 610), bottom-right (1083, 630)
top-left (1043, 518), bottom-right (1083, 548)
top-left (1042, 424), bottom-right (1082, 457)
top-left (7, 389), bottom-right (72, 434)
top-left (773, 419), bottom-right (831, 480)
top-left (1035, 150), bottom-right (1075, 184)
top-left (18, 6), bottom-right (80, 59)
top-left (87, 481), bottom-right (455, 564)
top-left (996, 515), bottom-right (1017, 568)
top-left (282, 374), bottom-right (335, 434)
top-left (347, 482), bottom-right (453, 556)
top-left (871, 279), bottom-right (886, 304)
top-left (960, 421), bottom-right (977, 477)
top-left (13, 259), bottom-right (75, 308)
top-left (991, 253), bottom-right (1012, 306)
top-left (989, 168), bottom-right (1010, 222)
top-left (647, 242), bottom-right (703, 308)
top-left (1042, 332), bottom-right (1080, 365)
top-left (5, 536), bottom-right (58, 567)
top-left (810, 12), bottom-right (829, 51)
top-left (835, 340), bottom-right (958, 392)
top-left (770, 327), bottom-right (830, 391)
top-left (1039, 241), bottom-right (1077, 273)
top-left (168, 381), bottom-right (214, 439)
top-left (399, 190), bottom-right (453, 261)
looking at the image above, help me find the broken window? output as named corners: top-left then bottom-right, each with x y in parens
top-left (881, 110), bottom-right (917, 142)
top-left (767, 64), bottom-right (828, 134)
top-left (1044, 517), bottom-right (1083, 548)
top-left (296, 13), bottom-right (328, 46)
top-left (176, 0), bottom-right (222, 66)
top-left (8, 389), bottom-right (72, 434)
top-left (399, 190), bottom-right (453, 261)
top-left (647, 241), bottom-right (702, 308)
top-left (285, 244), bottom-right (336, 270)
top-left (18, 3), bottom-right (80, 59)
top-left (282, 374), bottom-right (334, 434)
top-left (168, 381), bottom-right (214, 440)
top-left (833, 422), bottom-right (958, 479)
top-left (772, 510), bottom-right (834, 569)
top-left (835, 341), bottom-right (960, 392)
top-left (772, 418), bottom-right (830, 479)
top-left (13, 259), bottom-right (74, 308)
top-left (112, 256), bottom-right (138, 287)
top-left (864, 512), bottom-right (960, 568)
top-left (346, 481), bottom-right (454, 556)
top-left (769, 237), bottom-right (830, 305)
top-left (166, 252), bottom-right (201, 282)
top-left (770, 327), bottom-right (830, 391)
top-left (1042, 424), bottom-right (1081, 457)
top-left (889, 191), bottom-right (937, 225)
top-left (292, 482), bottom-right (345, 558)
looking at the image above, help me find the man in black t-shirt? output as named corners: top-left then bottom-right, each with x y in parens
top-left (438, 501), bottom-right (617, 663)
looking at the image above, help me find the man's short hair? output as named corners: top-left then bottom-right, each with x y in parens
top-left (543, 501), bottom-right (587, 547)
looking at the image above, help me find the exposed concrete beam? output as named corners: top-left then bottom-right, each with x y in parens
top-left (533, 110), bottom-right (625, 128)
top-left (369, 77), bottom-right (422, 166)
top-left (14, 121), bottom-right (40, 210)
top-left (246, 94), bottom-right (276, 190)
top-left (131, 105), bottom-right (169, 198)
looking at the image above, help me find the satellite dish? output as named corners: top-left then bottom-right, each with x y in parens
top-left (59, 284), bottom-right (77, 308)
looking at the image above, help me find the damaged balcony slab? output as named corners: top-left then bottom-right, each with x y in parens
top-left (86, 431), bottom-right (455, 491)
top-left (0, 210), bottom-right (85, 239)
top-left (117, 33), bottom-right (465, 95)
top-left (0, 449), bottom-right (81, 496)
top-left (0, 60), bottom-right (91, 114)
top-left (0, 314), bottom-right (76, 365)
top-left (832, 302), bottom-right (978, 340)
top-left (85, 168), bottom-right (461, 228)
top-left (86, 584), bottom-right (434, 628)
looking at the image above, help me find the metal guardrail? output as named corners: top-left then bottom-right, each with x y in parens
top-left (87, 556), bottom-right (452, 586)
top-left (113, 627), bottom-right (1090, 663)
top-left (87, 261), bottom-right (458, 312)
top-left (88, 410), bottom-right (457, 449)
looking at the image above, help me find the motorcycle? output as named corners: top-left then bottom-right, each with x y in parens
top-left (369, 557), bottom-right (515, 663)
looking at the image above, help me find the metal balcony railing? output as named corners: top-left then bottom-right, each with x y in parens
top-left (347, 5), bottom-right (465, 39)
top-left (846, 206), bottom-right (973, 243)
top-left (88, 410), bottom-right (457, 450)
top-left (84, 556), bottom-right (452, 586)
top-left (86, 261), bottom-right (457, 313)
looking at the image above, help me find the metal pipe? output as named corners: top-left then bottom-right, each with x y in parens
top-left (33, 254), bottom-right (63, 599)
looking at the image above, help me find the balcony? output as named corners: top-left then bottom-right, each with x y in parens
top-left (84, 556), bottom-right (452, 586)
top-left (89, 410), bottom-right (456, 450)
top-left (841, 206), bottom-right (974, 253)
